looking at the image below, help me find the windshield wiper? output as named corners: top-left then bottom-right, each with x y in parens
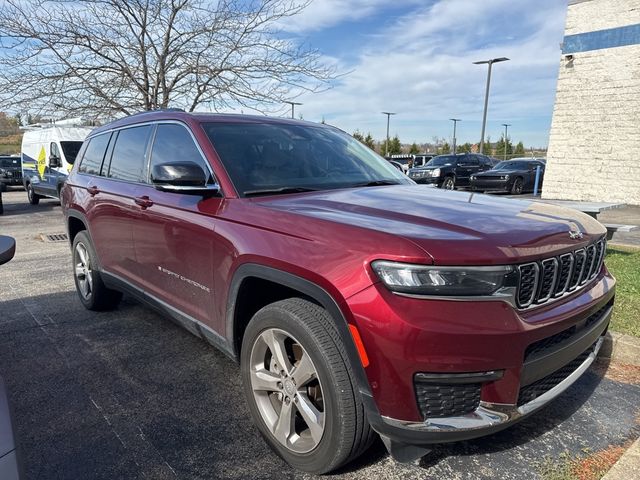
top-left (243, 186), bottom-right (319, 197)
top-left (350, 180), bottom-right (402, 188)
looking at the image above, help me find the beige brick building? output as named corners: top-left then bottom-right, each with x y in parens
top-left (544, 0), bottom-right (640, 205)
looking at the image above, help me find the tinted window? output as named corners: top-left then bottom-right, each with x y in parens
top-left (60, 141), bottom-right (84, 164)
top-left (427, 155), bottom-right (456, 166)
top-left (150, 124), bottom-right (210, 180)
top-left (107, 126), bottom-right (152, 182)
top-left (79, 134), bottom-right (111, 176)
top-left (459, 156), bottom-right (479, 166)
top-left (202, 122), bottom-right (409, 196)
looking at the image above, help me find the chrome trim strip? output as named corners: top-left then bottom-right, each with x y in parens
top-left (381, 337), bottom-right (603, 433)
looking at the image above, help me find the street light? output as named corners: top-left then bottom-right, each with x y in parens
top-left (382, 112), bottom-right (396, 157)
top-left (286, 101), bottom-right (303, 119)
top-left (450, 118), bottom-right (461, 154)
top-left (473, 57), bottom-right (509, 155)
top-left (502, 123), bottom-right (511, 160)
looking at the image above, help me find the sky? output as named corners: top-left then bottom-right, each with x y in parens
top-left (277, 0), bottom-right (568, 148)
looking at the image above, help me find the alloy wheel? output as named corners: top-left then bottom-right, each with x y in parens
top-left (249, 328), bottom-right (325, 454)
top-left (74, 242), bottom-right (93, 299)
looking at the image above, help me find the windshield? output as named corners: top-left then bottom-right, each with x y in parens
top-left (426, 155), bottom-right (456, 167)
top-left (0, 157), bottom-right (19, 168)
top-left (494, 161), bottom-right (530, 170)
top-left (60, 141), bottom-right (84, 165)
top-left (202, 122), bottom-right (412, 197)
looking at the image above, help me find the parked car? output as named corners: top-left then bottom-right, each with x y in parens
top-left (61, 111), bottom-right (614, 474)
top-left (471, 158), bottom-right (546, 194)
top-left (408, 153), bottom-right (495, 189)
top-left (0, 156), bottom-right (22, 191)
top-left (385, 154), bottom-right (413, 173)
top-left (388, 160), bottom-right (404, 173)
top-left (21, 124), bottom-right (92, 204)
top-left (0, 235), bottom-right (21, 480)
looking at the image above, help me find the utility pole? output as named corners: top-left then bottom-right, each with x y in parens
top-left (382, 112), bottom-right (396, 157)
top-left (450, 118), bottom-right (461, 154)
top-left (286, 101), bottom-right (302, 119)
top-left (502, 123), bottom-right (511, 160)
top-left (473, 57), bottom-right (509, 154)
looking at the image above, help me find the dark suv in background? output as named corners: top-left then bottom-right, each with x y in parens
top-left (0, 156), bottom-right (22, 191)
top-left (61, 111), bottom-right (614, 474)
top-left (408, 153), bottom-right (495, 189)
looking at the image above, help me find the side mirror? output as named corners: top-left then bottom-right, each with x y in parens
top-left (151, 162), bottom-right (220, 195)
top-left (50, 155), bottom-right (61, 168)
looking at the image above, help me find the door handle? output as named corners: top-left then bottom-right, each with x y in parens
top-left (135, 196), bottom-right (154, 209)
top-left (87, 185), bottom-right (100, 196)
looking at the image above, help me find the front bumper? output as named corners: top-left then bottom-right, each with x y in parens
top-left (470, 178), bottom-right (511, 191)
top-left (347, 268), bottom-right (615, 445)
top-left (409, 175), bottom-right (441, 185)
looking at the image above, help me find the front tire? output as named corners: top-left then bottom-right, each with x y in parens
top-left (510, 177), bottom-right (524, 194)
top-left (442, 176), bottom-right (455, 190)
top-left (241, 298), bottom-right (374, 474)
top-left (26, 183), bottom-right (40, 205)
top-left (72, 231), bottom-right (122, 310)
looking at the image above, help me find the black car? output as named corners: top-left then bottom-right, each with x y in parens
top-left (408, 153), bottom-right (495, 189)
top-left (0, 156), bottom-right (22, 191)
top-left (470, 158), bottom-right (545, 194)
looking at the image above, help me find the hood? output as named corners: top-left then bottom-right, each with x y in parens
top-left (255, 185), bottom-right (606, 265)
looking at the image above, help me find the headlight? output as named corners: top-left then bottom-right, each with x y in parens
top-left (371, 261), bottom-right (517, 297)
top-left (470, 175), bottom-right (476, 181)
top-left (430, 168), bottom-right (441, 177)
top-left (500, 175), bottom-right (510, 180)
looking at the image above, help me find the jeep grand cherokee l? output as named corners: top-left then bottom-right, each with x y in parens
top-left (61, 111), bottom-right (615, 474)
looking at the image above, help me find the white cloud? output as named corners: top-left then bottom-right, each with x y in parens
top-left (291, 0), bottom-right (567, 147)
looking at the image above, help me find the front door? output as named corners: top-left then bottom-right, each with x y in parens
top-left (132, 122), bottom-right (221, 325)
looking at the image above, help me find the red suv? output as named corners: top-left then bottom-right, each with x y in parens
top-left (61, 111), bottom-right (615, 473)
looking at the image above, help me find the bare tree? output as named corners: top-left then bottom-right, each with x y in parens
top-left (0, 0), bottom-right (335, 119)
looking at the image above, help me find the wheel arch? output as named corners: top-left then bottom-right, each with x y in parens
top-left (226, 263), bottom-right (375, 405)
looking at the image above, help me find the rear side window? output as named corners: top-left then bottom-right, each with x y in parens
top-left (150, 124), bottom-right (210, 180)
top-left (60, 141), bottom-right (84, 165)
top-left (107, 125), bottom-right (152, 183)
top-left (78, 134), bottom-right (111, 176)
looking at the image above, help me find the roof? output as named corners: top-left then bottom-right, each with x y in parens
top-left (90, 110), bottom-right (325, 137)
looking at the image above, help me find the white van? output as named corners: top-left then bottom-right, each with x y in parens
top-left (21, 124), bottom-right (93, 204)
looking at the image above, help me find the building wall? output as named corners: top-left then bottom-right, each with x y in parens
top-left (544, 0), bottom-right (640, 205)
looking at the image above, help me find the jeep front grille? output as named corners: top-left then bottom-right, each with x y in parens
top-left (516, 238), bottom-right (606, 309)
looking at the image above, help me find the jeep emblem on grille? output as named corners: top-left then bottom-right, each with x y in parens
top-left (569, 229), bottom-right (583, 239)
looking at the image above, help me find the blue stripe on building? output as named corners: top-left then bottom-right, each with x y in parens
top-left (563, 23), bottom-right (640, 54)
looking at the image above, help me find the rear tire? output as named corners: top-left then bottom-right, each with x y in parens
top-left (241, 298), bottom-right (374, 474)
top-left (26, 183), bottom-right (40, 205)
top-left (72, 231), bottom-right (122, 310)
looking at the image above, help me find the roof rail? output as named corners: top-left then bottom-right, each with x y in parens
top-left (124, 108), bottom-right (185, 120)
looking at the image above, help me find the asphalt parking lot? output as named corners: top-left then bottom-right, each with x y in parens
top-left (1, 188), bottom-right (639, 480)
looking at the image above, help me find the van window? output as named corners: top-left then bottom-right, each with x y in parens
top-left (107, 126), bottom-right (152, 183)
top-left (78, 133), bottom-right (111, 176)
top-left (149, 124), bottom-right (210, 181)
top-left (61, 141), bottom-right (84, 165)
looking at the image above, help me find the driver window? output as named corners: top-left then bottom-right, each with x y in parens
top-left (150, 124), bottom-right (212, 183)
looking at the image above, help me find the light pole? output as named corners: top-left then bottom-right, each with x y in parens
top-left (382, 112), bottom-right (396, 157)
top-left (473, 57), bottom-right (509, 155)
top-left (286, 101), bottom-right (303, 119)
top-left (450, 118), bottom-right (461, 154)
top-left (502, 123), bottom-right (511, 160)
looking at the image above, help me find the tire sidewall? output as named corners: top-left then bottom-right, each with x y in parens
top-left (241, 303), bottom-right (347, 473)
top-left (72, 231), bottom-right (97, 309)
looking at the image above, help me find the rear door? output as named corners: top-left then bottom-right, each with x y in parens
top-left (86, 125), bottom-right (153, 286)
top-left (456, 155), bottom-right (480, 186)
top-left (132, 122), bottom-right (221, 325)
